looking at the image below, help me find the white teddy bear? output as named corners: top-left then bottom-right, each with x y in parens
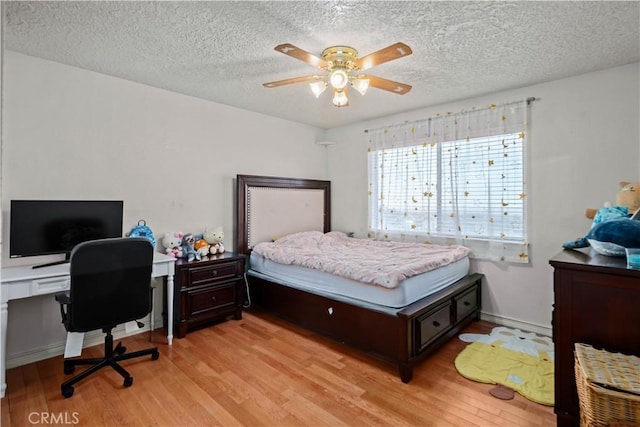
top-left (203, 226), bottom-right (225, 255)
top-left (162, 232), bottom-right (184, 258)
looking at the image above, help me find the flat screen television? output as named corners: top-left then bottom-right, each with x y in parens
top-left (9, 200), bottom-right (124, 268)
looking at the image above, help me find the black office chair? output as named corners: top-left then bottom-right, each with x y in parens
top-left (55, 237), bottom-right (160, 398)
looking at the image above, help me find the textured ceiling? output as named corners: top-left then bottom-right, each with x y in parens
top-left (4, 1), bottom-right (640, 129)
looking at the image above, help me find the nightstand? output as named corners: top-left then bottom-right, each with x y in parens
top-left (173, 252), bottom-right (245, 338)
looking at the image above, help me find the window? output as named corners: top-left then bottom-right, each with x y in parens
top-left (367, 100), bottom-right (530, 262)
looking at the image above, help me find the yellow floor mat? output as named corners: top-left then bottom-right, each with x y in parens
top-left (455, 326), bottom-right (554, 406)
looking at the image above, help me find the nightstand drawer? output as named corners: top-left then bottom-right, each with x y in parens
top-left (188, 261), bottom-right (240, 287)
top-left (187, 283), bottom-right (236, 316)
top-left (455, 286), bottom-right (478, 322)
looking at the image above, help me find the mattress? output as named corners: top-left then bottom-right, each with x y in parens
top-left (249, 251), bottom-right (470, 311)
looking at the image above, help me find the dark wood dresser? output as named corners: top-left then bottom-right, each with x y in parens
top-left (549, 248), bottom-right (640, 427)
top-left (173, 252), bottom-right (246, 338)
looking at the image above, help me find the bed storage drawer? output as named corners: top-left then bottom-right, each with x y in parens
top-left (416, 302), bottom-right (452, 351)
top-left (455, 287), bottom-right (479, 322)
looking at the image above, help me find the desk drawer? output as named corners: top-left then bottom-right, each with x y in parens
top-left (31, 277), bottom-right (70, 296)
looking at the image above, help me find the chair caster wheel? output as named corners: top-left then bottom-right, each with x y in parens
top-left (63, 362), bottom-right (75, 375)
top-left (151, 351), bottom-right (159, 361)
top-left (115, 343), bottom-right (126, 355)
top-left (62, 385), bottom-right (74, 398)
top-left (124, 376), bottom-right (133, 387)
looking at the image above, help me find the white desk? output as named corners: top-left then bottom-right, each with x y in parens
top-left (0, 252), bottom-right (175, 398)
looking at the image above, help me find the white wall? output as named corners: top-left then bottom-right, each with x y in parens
top-left (325, 63), bottom-right (640, 333)
top-left (1, 51), bottom-right (327, 364)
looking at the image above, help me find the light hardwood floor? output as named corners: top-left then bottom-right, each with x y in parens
top-left (1, 312), bottom-right (555, 426)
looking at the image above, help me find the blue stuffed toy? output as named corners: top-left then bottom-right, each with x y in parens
top-left (181, 233), bottom-right (201, 262)
top-left (563, 206), bottom-right (640, 256)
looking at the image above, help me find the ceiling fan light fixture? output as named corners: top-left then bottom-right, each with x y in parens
top-left (264, 42), bottom-right (413, 108)
top-left (351, 77), bottom-right (370, 96)
top-left (310, 80), bottom-right (328, 98)
top-left (332, 88), bottom-right (349, 107)
top-left (329, 69), bottom-right (348, 89)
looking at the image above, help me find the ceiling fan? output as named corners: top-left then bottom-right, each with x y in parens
top-left (263, 42), bottom-right (413, 107)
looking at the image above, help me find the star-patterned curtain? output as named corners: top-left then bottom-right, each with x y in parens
top-left (367, 99), bottom-right (530, 263)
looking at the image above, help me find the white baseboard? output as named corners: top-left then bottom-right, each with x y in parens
top-left (6, 314), bottom-right (161, 370)
top-left (479, 312), bottom-right (552, 337)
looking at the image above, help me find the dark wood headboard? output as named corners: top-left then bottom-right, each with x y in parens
top-left (236, 174), bottom-right (331, 256)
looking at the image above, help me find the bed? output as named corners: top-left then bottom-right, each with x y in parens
top-left (236, 174), bottom-right (483, 382)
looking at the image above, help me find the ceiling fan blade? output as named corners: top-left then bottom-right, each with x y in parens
top-left (274, 44), bottom-right (327, 69)
top-left (364, 75), bottom-right (412, 94)
top-left (355, 42), bottom-right (413, 71)
top-left (263, 75), bottom-right (323, 88)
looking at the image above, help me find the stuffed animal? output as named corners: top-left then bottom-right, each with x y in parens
top-left (162, 232), bottom-right (184, 258)
top-left (563, 205), bottom-right (640, 256)
top-left (586, 181), bottom-right (640, 219)
top-left (616, 181), bottom-right (640, 214)
top-left (203, 226), bottom-right (226, 255)
top-left (181, 233), bottom-right (200, 262)
top-left (194, 239), bottom-right (210, 258)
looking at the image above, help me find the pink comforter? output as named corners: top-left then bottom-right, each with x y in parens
top-left (252, 231), bottom-right (470, 289)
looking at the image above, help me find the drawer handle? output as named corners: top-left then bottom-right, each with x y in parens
top-left (211, 270), bottom-right (218, 276)
top-left (433, 320), bottom-right (440, 327)
top-left (464, 301), bottom-right (471, 306)
top-left (211, 296), bottom-right (217, 302)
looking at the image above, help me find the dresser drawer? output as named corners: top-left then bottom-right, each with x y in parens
top-left (416, 302), bottom-right (452, 351)
top-left (186, 283), bottom-right (236, 317)
top-left (455, 286), bottom-right (478, 322)
top-left (187, 261), bottom-right (241, 287)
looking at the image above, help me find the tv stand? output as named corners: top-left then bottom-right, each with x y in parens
top-left (32, 259), bottom-right (70, 269)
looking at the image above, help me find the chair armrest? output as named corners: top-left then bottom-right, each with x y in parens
top-left (55, 291), bottom-right (70, 304)
top-left (54, 291), bottom-right (70, 329)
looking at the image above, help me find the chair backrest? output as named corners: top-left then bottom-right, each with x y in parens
top-left (68, 237), bottom-right (154, 332)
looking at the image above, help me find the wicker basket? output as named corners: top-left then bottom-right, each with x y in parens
top-left (574, 343), bottom-right (640, 427)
